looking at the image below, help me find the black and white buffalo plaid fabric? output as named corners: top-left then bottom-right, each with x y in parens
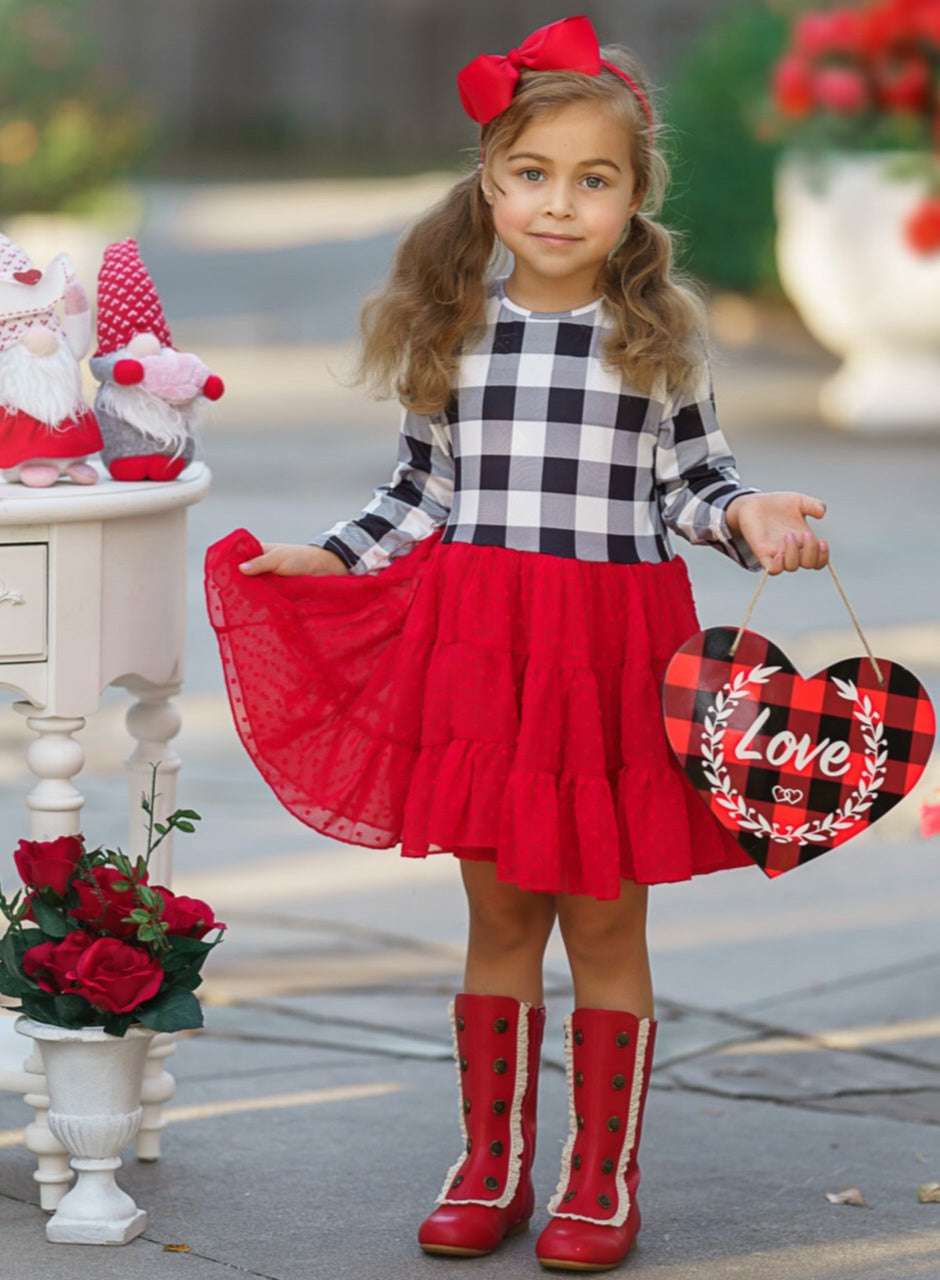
top-left (316, 281), bottom-right (759, 574)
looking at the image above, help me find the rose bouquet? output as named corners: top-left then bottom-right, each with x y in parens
top-left (0, 778), bottom-right (223, 1038)
top-left (768, 0), bottom-right (940, 250)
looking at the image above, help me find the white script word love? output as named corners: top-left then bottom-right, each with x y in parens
top-left (734, 707), bottom-right (851, 778)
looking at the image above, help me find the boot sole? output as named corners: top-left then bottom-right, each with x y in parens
top-left (538, 1262), bottom-right (621, 1274)
top-left (419, 1219), bottom-right (530, 1257)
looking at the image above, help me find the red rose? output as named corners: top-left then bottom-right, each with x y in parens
top-left (905, 195), bottom-right (940, 253)
top-left (154, 886), bottom-right (225, 940)
top-left (13, 835), bottom-right (84, 897)
top-left (70, 867), bottom-right (142, 938)
top-left (773, 56), bottom-right (816, 118)
top-left (23, 931), bottom-right (96, 994)
top-left (69, 937), bottom-right (164, 1015)
top-left (813, 67), bottom-right (869, 113)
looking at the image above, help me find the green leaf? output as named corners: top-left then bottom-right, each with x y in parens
top-left (0, 966), bottom-right (33, 997)
top-left (53, 993), bottom-right (92, 1022)
top-left (101, 1014), bottom-right (134, 1038)
top-left (136, 988), bottom-right (203, 1033)
top-left (174, 821), bottom-right (196, 834)
top-left (19, 992), bottom-right (66, 1027)
top-left (175, 809), bottom-right (201, 821)
top-left (29, 899), bottom-right (70, 938)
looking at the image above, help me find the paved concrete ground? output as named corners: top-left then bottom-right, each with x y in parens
top-left (0, 179), bottom-right (938, 1278)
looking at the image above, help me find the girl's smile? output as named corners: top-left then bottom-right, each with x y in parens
top-left (482, 101), bottom-right (642, 312)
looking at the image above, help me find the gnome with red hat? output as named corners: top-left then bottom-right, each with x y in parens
top-left (89, 239), bottom-right (224, 481)
top-left (0, 232), bottom-right (103, 486)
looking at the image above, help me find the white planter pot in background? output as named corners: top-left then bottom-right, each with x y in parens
top-left (775, 152), bottom-right (940, 434)
top-left (16, 1018), bottom-right (155, 1244)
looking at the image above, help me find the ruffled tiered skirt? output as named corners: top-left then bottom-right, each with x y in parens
top-left (205, 529), bottom-right (750, 899)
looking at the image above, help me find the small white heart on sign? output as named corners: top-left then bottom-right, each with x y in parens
top-left (772, 785), bottom-right (804, 805)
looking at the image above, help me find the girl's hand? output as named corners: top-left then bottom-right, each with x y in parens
top-left (726, 492), bottom-right (829, 575)
top-left (238, 543), bottom-right (349, 577)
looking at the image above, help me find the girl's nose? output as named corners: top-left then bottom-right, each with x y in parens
top-left (542, 180), bottom-right (575, 217)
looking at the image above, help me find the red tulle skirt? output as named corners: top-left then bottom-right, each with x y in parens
top-left (204, 529), bottom-right (751, 899)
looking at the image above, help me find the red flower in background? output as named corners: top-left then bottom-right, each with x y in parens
top-left (795, 8), bottom-right (870, 57)
top-left (769, 0), bottom-right (940, 252)
top-left (905, 193), bottom-right (940, 249)
top-left (875, 53), bottom-right (932, 110)
top-left (814, 66), bottom-right (871, 112)
top-left (774, 56), bottom-right (816, 117)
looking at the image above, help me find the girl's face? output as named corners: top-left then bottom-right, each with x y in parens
top-left (482, 101), bottom-right (642, 313)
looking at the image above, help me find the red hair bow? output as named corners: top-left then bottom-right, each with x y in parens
top-left (457, 14), bottom-right (653, 131)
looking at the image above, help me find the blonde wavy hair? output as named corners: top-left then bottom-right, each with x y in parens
top-left (358, 45), bottom-right (707, 415)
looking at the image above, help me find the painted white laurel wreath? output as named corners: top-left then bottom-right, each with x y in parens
top-left (700, 664), bottom-right (888, 846)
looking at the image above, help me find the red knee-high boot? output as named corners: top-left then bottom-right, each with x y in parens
top-left (536, 1009), bottom-right (657, 1273)
top-left (418, 993), bottom-right (546, 1257)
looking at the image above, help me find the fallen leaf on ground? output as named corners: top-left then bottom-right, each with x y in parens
top-left (163, 1244), bottom-right (191, 1253)
top-left (825, 1187), bottom-right (872, 1208)
top-left (917, 1182), bottom-right (940, 1204)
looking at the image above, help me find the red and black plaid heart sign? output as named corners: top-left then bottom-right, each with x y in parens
top-left (663, 628), bottom-right (936, 877)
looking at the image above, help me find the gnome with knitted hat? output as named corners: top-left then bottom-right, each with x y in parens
top-left (0, 232), bottom-right (103, 486)
top-left (90, 239), bottom-right (224, 481)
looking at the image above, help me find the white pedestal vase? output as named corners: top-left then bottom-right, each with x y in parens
top-left (16, 1018), bottom-right (155, 1244)
top-left (775, 152), bottom-right (940, 434)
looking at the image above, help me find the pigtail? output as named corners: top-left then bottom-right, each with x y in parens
top-left (601, 215), bottom-right (708, 398)
top-left (358, 172), bottom-right (496, 416)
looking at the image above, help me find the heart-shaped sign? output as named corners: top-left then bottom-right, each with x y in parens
top-left (663, 628), bottom-right (936, 877)
top-left (12, 269), bottom-right (42, 285)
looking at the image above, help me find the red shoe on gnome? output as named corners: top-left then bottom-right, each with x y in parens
top-left (0, 233), bottom-right (103, 487)
top-left (89, 239), bottom-right (224, 482)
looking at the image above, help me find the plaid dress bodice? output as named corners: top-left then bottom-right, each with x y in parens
top-left (316, 281), bottom-right (758, 574)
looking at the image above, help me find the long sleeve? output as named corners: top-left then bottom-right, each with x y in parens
top-left (312, 407), bottom-right (455, 574)
top-left (655, 363), bottom-right (761, 570)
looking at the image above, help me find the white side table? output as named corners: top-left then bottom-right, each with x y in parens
top-left (0, 462), bottom-right (210, 1208)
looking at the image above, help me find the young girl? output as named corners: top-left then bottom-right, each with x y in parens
top-left (205, 16), bottom-right (828, 1272)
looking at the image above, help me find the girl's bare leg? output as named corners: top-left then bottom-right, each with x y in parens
top-left (460, 859), bottom-right (557, 1005)
top-left (556, 879), bottom-right (653, 1015)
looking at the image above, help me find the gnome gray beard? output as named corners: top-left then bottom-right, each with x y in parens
top-left (95, 381), bottom-right (200, 457)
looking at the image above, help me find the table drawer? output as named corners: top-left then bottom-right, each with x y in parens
top-left (0, 543), bottom-right (48, 662)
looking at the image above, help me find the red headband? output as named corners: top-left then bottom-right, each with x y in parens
top-left (457, 15), bottom-right (654, 133)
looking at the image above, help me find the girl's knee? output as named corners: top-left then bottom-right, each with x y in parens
top-left (557, 884), bottom-right (648, 960)
top-left (463, 869), bottom-right (555, 950)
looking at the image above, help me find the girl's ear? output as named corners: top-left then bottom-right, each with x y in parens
top-left (479, 171), bottom-right (495, 206)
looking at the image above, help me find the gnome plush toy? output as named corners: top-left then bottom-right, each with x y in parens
top-left (89, 239), bottom-right (224, 481)
top-left (0, 233), bottom-right (102, 486)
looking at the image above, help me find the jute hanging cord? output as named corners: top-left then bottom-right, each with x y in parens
top-left (729, 562), bottom-right (886, 687)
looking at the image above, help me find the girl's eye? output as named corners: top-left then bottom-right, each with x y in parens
top-left (582, 175), bottom-right (606, 190)
top-left (520, 169), bottom-right (543, 182)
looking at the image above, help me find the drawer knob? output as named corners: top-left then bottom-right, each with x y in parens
top-left (0, 580), bottom-right (27, 606)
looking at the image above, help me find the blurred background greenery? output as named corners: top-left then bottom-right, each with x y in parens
top-left (0, 0), bottom-right (798, 293)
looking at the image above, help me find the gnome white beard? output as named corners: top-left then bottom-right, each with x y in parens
top-left (97, 382), bottom-right (200, 456)
top-left (0, 341), bottom-right (86, 426)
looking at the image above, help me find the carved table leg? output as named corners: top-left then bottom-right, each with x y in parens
top-left (13, 706), bottom-right (86, 838)
top-left (121, 677), bottom-right (184, 1161)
